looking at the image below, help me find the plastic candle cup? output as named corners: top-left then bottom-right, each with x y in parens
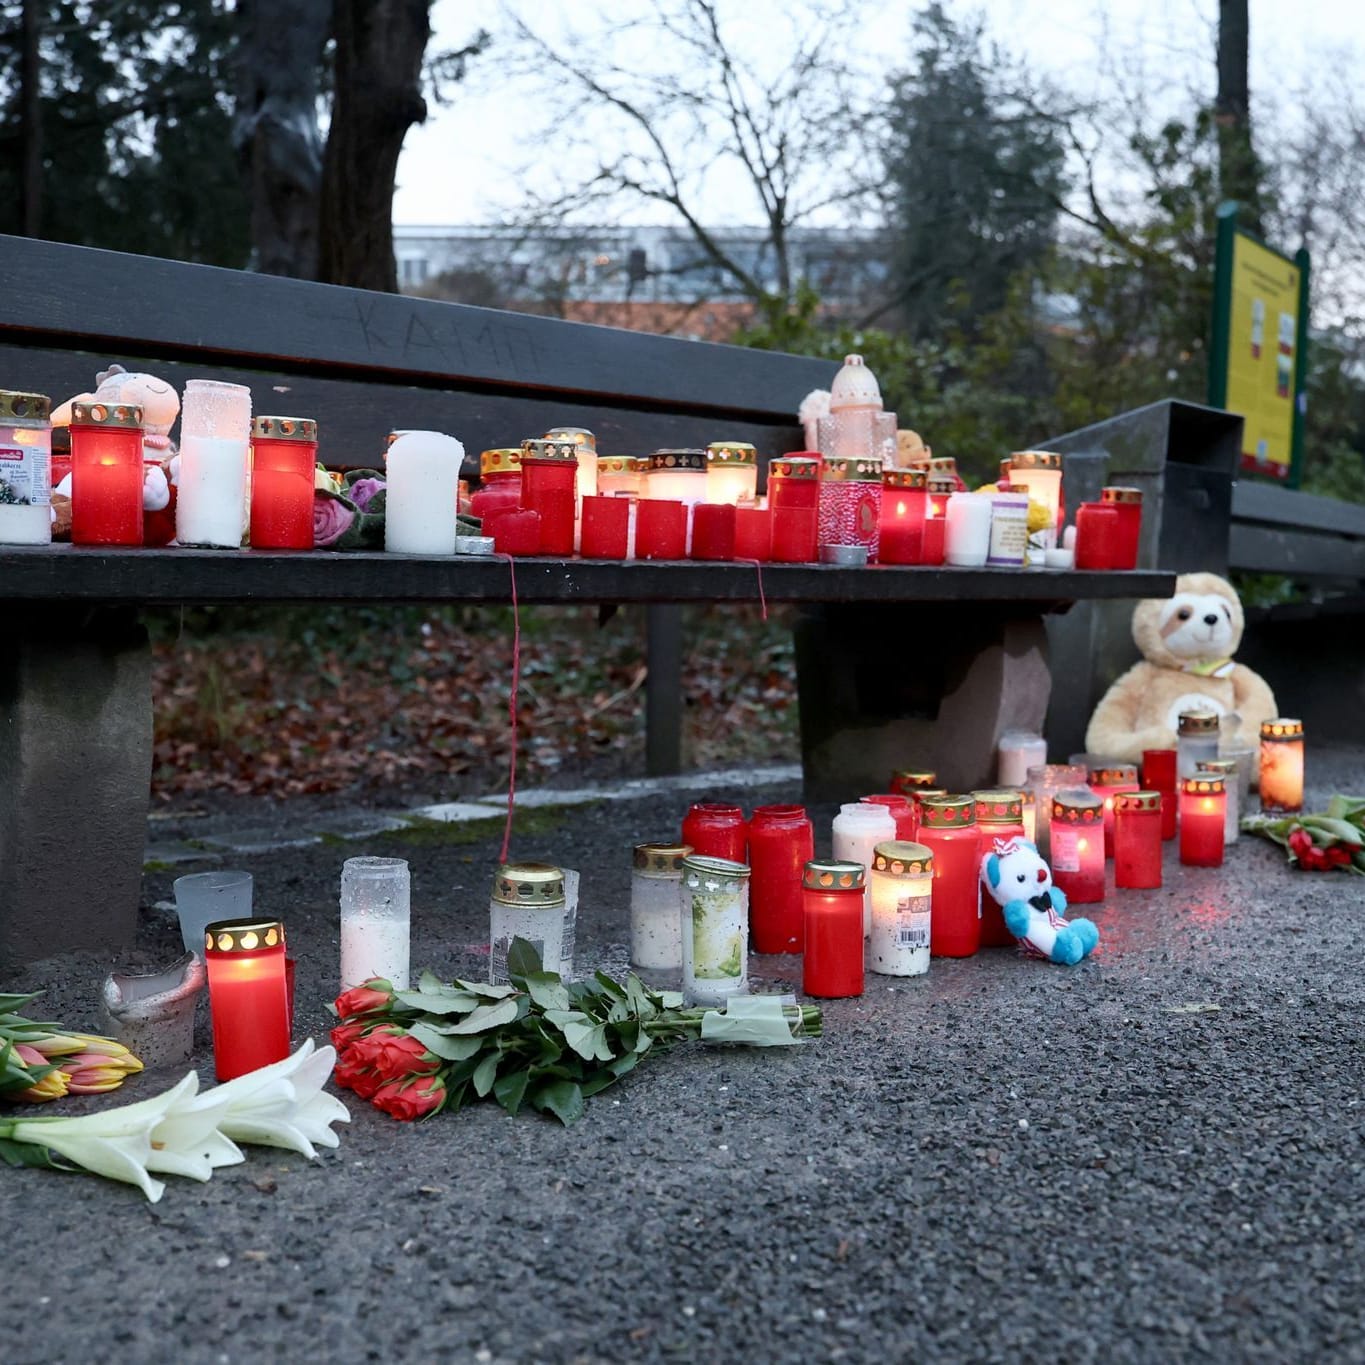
top-left (631, 843), bottom-right (691, 982)
top-left (1259, 718), bottom-right (1305, 814)
top-left (769, 506), bottom-right (816, 562)
top-left (174, 869), bottom-right (253, 956)
top-left (801, 860), bottom-right (867, 999)
top-left (69, 400), bottom-right (145, 547)
top-left (1088, 762), bottom-right (1140, 858)
top-left (832, 801), bottom-right (897, 937)
top-left (643, 450), bottom-right (708, 550)
top-left (878, 468), bottom-right (927, 565)
top-left (580, 495), bottom-right (630, 558)
top-left (818, 456), bottom-right (882, 556)
top-left (679, 855), bottom-right (750, 1006)
top-left (973, 791), bottom-right (1027, 946)
top-left (921, 479), bottom-right (952, 564)
top-left (868, 841), bottom-right (933, 977)
top-left (0, 390), bottom-right (53, 545)
top-left (204, 917), bottom-right (290, 1081)
top-left (249, 415), bottom-right (317, 550)
top-left (1020, 789), bottom-right (1037, 844)
top-left (1142, 748), bottom-right (1180, 840)
top-left (682, 803), bottom-right (748, 863)
top-left (1113, 791), bottom-right (1163, 889)
top-left (596, 455), bottom-right (639, 500)
top-left (1177, 711), bottom-right (1222, 779)
top-left (1074, 502), bottom-right (1120, 570)
top-left (487, 508), bottom-right (541, 556)
top-left (769, 456), bottom-right (821, 512)
top-left (1049, 791), bottom-right (1106, 903)
top-left (706, 442), bottom-right (758, 505)
top-left (339, 856), bottom-right (411, 991)
top-left (519, 437), bottom-right (578, 556)
top-left (1197, 758), bottom-right (1241, 844)
top-left (747, 804), bottom-right (815, 954)
top-left (690, 502), bottom-right (737, 561)
top-left (998, 731), bottom-right (1047, 788)
top-left (733, 505), bottom-right (772, 560)
top-left (469, 448), bottom-right (524, 522)
top-left (1101, 486), bottom-right (1143, 568)
top-left (860, 793), bottom-right (916, 841)
top-left (1179, 777), bottom-right (1227, 867)
top-left (177, 379), bottom-right (252, 548)
top-left (543, 426), bottom-right (597, 530)
top-left (916, 795), bottom-right (980, 957)
top-left (489, 863), bottom-right (572, 984)
top-left (1024, 763), bottom-right (1088, 860)
top-left (636, 499), bottom-right (687, 559)
top-left (986, 487), bottom-right (1030, 567)
top-left (1219, 743), bottom-right (1256, 817)
top-left (1007, 450), bottom-right (1063, 547)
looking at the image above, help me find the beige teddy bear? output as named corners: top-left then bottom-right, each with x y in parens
top-left (1085, 571), bottom-right (1277, 764)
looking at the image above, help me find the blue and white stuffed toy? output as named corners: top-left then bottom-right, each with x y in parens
top-left (981, 836), bottom-right (1099, 965)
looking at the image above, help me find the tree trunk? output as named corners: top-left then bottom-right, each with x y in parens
top-left (1215, 0), bottom-right (1262, 235)
top-left (318, 0), bottom-right (431, 291)
top-left (19, 0), bottom-right (42, 237)
top-left (233, 0), bottom-right (331, 279)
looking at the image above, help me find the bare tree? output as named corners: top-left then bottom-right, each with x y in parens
top-left (1215, 0), bottom-right (1262, 232)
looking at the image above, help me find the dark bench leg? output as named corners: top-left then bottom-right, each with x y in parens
top-left (794, 604), bottom-right (1051, 800)
top-left (0, 608), bottom-right (151, 967)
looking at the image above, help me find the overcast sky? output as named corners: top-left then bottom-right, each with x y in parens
top-left (393, 0), bottom-right (1365, 227)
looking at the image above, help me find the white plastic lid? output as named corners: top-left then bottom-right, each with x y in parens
top-left (829, 354), bottom-right (882, 411)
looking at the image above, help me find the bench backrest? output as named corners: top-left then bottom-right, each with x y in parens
top-left (1229, 482), bottom-right (1365, 586)
top-left (0, 234), bottom-right (830, 468)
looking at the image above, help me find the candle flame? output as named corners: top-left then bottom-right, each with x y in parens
top-left (896, 500), bottom-right (906, 516)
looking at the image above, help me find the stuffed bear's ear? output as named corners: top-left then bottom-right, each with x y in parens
top-left (984, 853), bottom-right (1000, 888)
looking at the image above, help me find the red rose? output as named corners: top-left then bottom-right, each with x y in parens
top-left (372, 1075), bottom-right (446, 1122)
top-left (332, 1049), bottom-right (381, 1097)
top-left (329, 1021), bottom-right (370, 1054)
top-left (1287, 828), bottom-right (1313, 858)
top-left (371, 1033), bottom-right (440, 1082)
top-left (347, 1025), bottom-right (404, 1070)
top-left (334, 984), bottom-right (394, 1020)
top-left (1326, 846), bottom-right (1352, 867)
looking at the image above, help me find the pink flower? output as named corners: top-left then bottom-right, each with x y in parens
top-left (349, 477), bottom-right (385, 512)
top-left (313, 492), bottom-right (355, 547)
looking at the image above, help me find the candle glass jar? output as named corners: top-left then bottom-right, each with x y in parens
top-left (747, 805), bottom-right (814, 954)
top-left (818, 456), bottom-right (881, 556)
top-left (339, 856), bottom-right (411, 991)
top-left (998, 731), bottom-right (1047, 789)
top-left (768, 456), bottom-right (821, 514)
top-left (0, 390), bottom-right (52, 545)
top-left (636, 499), bottom-right (687, 559)
top-left (1100, 486), bottom-right (1143, 568)
top-left (1049, 791), bottom-right (1106, 903)
top-left (544, 425), bottom-right (597, 518)
top-left (917, 794), bottom-right (980, 958)
top-left (1259, 718), bottom-right (1305, 814)
top-left (1113, 791), bottom-right (1163, 889)
top-left (1007, 450), bottom-right (1062, 548)
top-left (519, 437), bottom-right (578, 556)
top-left (1025, 763), bottom-right (1088, 860)
top-left (945, 493), bottom-right (993, 567)
top-left (631, 843), bottom-right (691, 982)
top-left (204, 917), bottom-right (290, 1081)
top-left (1197, 758), bottom-right (1241, 844)
top-left (680, 855), bottom-right (750, 1005)
top-left (921, 479), bottom-right (952, 565)
top-left (1088, 762), bottom-right (1140, 858)
top-left (682, 802), bottom-right (747, 863)
top-left (691, 503), bottom-right (736, 561)
top-left (249, 415), bottom-right (317, 550)
top-left (469, 448), bottom-right (524, 522)
top-left (706, 442), bottom-right (758, 505)
top-left (174, 869), bottom-right (253, 956)
top-left (177, 379), bottom-right (252, 548)
top-left (1179, 777), bottom-right (1227, 867)
top-left (878, 468), bottom-right (927, 565)
top-left (69, 399), bottom-right (145, 547)
top-left (801, 860), bottom-right (866, 999)
top-left (1020, 789), bottom-right (1037, 844)
top-left (1074, 502), bottom-right (1119, 570)
top-left (868, 841), bottom-right (933, 976)
top-left (973, 791), bottom-right (1027, 946)
top-left (1219, 743), bottom-right (1256, 817)
top-left (1141, 748), bottom-right (1179, 840)
top-left (733, 505), bottom-right (772, 560)
top-left (1177, 711), bottom-right (1222, 779)
top-left (490, 863), bottom-right (572, 983)
top-left (596, 455), bottom-right (639, 499)
top-left (832, 801), bottom-right (897, 936)
top-left (860, 793), bottom-right (916, 841)
top-left (644, 449), bottom-right (708, 507)
top-left (580, 495), bottom-right (630, 558)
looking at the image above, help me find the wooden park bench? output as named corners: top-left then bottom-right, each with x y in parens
top-left (0, 234), bottom-right (1173, 966)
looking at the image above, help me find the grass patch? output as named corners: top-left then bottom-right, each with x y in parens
top-left (379, 803), bottom-right (591, 850)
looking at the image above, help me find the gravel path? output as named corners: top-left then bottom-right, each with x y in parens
top-left (5, 747), bottom-right (1364, 1364)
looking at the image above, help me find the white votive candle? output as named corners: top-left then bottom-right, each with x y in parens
top-left (998, 731), bottom-right (1048, 788)
top-left (339, 856), bottom-right (411, 991)
top-left (832, 802), bottom-right (897, 936)
top-left (386, 430), bottom-right (464, 555)
top-left (176, 380), bottom-right (252, 547)
top-left (944, 492), bottom-right (993, 567)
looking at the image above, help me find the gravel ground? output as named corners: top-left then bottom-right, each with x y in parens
top-left (5, 746), bottom-right (1365, 1365)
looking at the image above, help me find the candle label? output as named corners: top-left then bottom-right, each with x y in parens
top-left (986, 498), bottom-right (1029, 566)
top-left (1051, 828), bottom-right (1080, 873)
top-left (894, 893), bottom-right (931, 950)
top-left (870, 890), bottom-right (931, 974)
top-left (0, 424), bottom-right (51, 507)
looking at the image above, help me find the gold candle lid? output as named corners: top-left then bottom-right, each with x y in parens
top-left (1114, 790), bottom-right (1162, 813)
top-left (821, 456), bottom-right (883, 483)
top-left (0, 390), bottom-right (51, 422)
top-left (770, 456), bottom-right (820, 481)
top-left (680, 854), bottom-right (750, 886)
top-left (871, 841), bottom-right (933, 876)
top-left (544, 426), bottom-right (596, 451)
top-left (646, 449), bottom-right (707, 474)
top-left (252, 415), bottom-right (316, 441)
top-left (973, 790), bottom-right (1025, 824)
top-left (597, 455), bottom-right (636, 478)
top-left (927, 456), bottom-right (957, 476)
top-left (1052, 791), bottom-right (1103, 822)
top-left (802, 859), bottom-right (866, 892)
top-left (1181, 776), bottom-right (1226, 796)
top-left (706, 441), bottom-right (757, 467)
top-left (1260, 718), bottom-right (1303, 740)
top-left (204, 918), bottom-right (285, 953)
top-left (1101, 485), bottom-right (1143, 505)
top-left (883, 468), bottom-right (928, 490)
top-left (492, 862), bottom-right (566, 906)
top-left (70, 400), bottom-right (143, 429)
top-left (927, 477), bottom-right (957, 495)
top-left (1178, 711), bottom-right (1221, 736)
top-left (481, 447), bottom-right (523, 476)
top-left (892, 769), bottom-right (938, 790)
top-left (1009, 450), bottom-right (1062, 470)
top-left (520, 438), bottom-right (578, 464)
top-left (1197, 759), bottom-right (1239, 776)
top-left (919, 794), bottom-right (976, 827)
top-left (1088, 763), bottom-right (1139, 787)
top-left (633, 843), bottom-right (691, 878)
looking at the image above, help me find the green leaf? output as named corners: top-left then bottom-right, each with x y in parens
top-left (593, 971), bottom-right (628, 1000)
top-left (437, 998), bottom-right (521, 1035)
top-left (0, 993), bottom-right (42, 1014)
top-left (408, 1023), bottom-right (485, 1061)
top-left (505, 938), bottom-right (544, 979)
top-left (658, 991), bottom-right (685, 1009)
top-left (608, 1050), bottom-right (642, 1079)
top-left (634, 1029), bottom-right (654, 1055)
top-left (493, 1067), bottom-right (530, 1116)
top-left (531, 1079), bottom-right (586, 1126)
top-left (0, 1136), bottom-right (62, 1170)
top-left (453, 980), bottom-right (519, 1000)
top-left (393, 990), bottom-right (482, 1015)
top-left (579, 1068), bottom-right (620, 1097)
top-left (472, 1052), bottom-right (499, 1098)
top-left (559, 1019), bottom-right (616, 1064)
top-left (525, 973), bottom-right (572, 1012)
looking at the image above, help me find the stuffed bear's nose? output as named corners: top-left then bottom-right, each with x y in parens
top-left (1203, 613), bottom-right (1219, 626)
top-left (1036, 868), bottom-right (1048, 882)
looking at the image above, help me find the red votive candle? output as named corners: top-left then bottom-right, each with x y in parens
top-left (469, 447), bottom-right (523, 522)
top-left (1142, 748), bottom-right (1179, 840)
top-left (733, 505), bottom-right (772, 561)
top-left (770, 506), bottom-right (817, 562)
top-left (487, 508), bottom-right (540, 557)
top-left (1088, 763), bottom-right (1140, 858)
top-left (520, 437), bottom-right (577, 555)
top-left (250, 415), bottom-right (318, 550)
top-left (1074, 502), bottom-right (1120, 570)
top-left (204, 917), bottom-right (291, 1081)
top-left (1100, 486), bottom-right (1143, 569)
top-left (920, 482), bottom-right (950, 566)
top-left (767, 455), bottom-right (820, 514)
top-left (580, 495), bottom-right (630, 559)
top-left (1114, 791), bottom-right (1163, 889)
top-left (690, 502), bottom-right (736, 561)
top-left (1179, 776), bottom-right (1226, 867)
top-left (748, 804), bottom-right (814, 953)
top-left (860, 793), bottom-right (916, 841)
top-left (801, 860), bottom-right (866, 998)
top-left (974, 791), bottom-right (1027, 947)
top-left (636, 499), bottom-right (687, 559)
top-left (69, 399), bottom-right (145, 547)
top-left (1049, 792), bottom-right (1106, 903)
top-left (917, 795), bottom-right (980, 957)
top-left (682, 803), bottom-right (747, 863)
top-left (878, 469), bottom-right (927, 565)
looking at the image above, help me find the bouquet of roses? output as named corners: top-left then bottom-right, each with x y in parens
top-left (0, 993), bottom-right (143, 1103)
top-left (1242, 795), bottom-right (1365, 873)
top-left (329, 940), bottom-right (821, 1125)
